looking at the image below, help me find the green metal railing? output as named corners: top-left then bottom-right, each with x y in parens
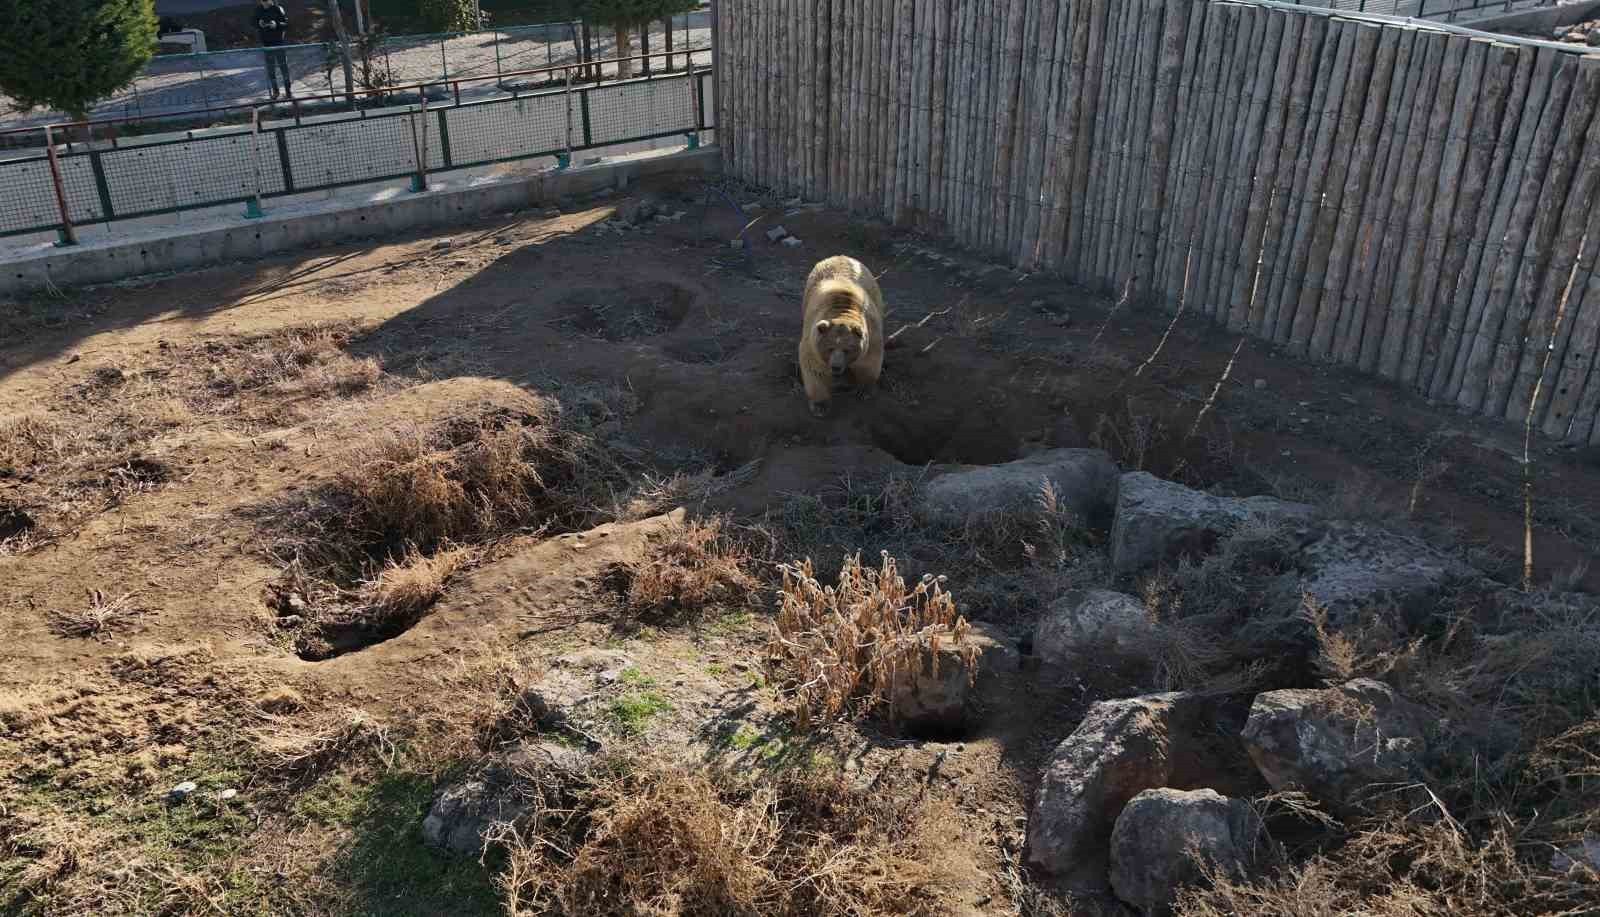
top-left (0, 54), bottom-right (713, 242)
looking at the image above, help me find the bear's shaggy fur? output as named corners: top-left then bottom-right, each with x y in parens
top-left (797, 255), bottom-right (886, 417)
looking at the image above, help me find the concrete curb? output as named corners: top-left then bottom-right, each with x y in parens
top-left (0, 147), bottom-right (721, 297)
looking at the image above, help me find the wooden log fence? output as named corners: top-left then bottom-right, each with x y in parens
top-left (713, 0), bottom-right (1600, 445)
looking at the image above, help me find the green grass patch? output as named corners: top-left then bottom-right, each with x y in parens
top-left (607, 690), bottom-right (673, 736)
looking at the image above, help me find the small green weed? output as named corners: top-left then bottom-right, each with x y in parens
top-left (608, 690), bottom-right (672, 736)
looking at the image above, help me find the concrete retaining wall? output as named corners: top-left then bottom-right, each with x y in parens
top-left (0, 147), bottom-right (719, 298)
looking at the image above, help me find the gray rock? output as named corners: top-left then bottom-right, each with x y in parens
top-left (919, 449), bottom-right (1120, 529)
top-left (168, 780), bottom-right (198, 801)
top-left (1033, 589), bottom-right (1154, 665)
top-left (781, 236), bottom-right (803, 247)
top-left (422, 740), bottom-right (592, 855)
top-left (616, 198), bottom-right (657, 224)
top-left (554, 649), bottom-right (634, 685)
top-left (1110, 472), bottom-right (1316, 573)
top-left (1241, 679), bottom-right (1428, 816)
top-left (1551, 836), bottom-right (1599, 874)
top-left (1026, 692), bottom-right (1214, 885)
top-left (1293, 522), bottom-right (1475, 635)
top-left (887, 622), bottom-right (1017, 735)
top-left (1588, 27), bottom-right (1600, 47)
top-left (509, 669), bottom-right (589, 727)
top-left (217, 788), bottom-right (239, 801)
top-left (765, 225), bottom-right (789, 242)
top-left (1110, 788), bottom-right (1265, 916)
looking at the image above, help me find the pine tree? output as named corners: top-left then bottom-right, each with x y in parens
top-left (0, 0), bottom-right (158, 121)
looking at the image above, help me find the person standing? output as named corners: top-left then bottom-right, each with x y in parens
top-left (255, 0), bottom-right (293, 100)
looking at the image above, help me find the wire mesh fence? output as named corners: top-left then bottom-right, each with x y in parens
top-left (0, 64), bottom-right (714, 240)
top-left (1277, 0), bottom-right (1557, 19)
top-left (0, 13), bottom-right (712, 132)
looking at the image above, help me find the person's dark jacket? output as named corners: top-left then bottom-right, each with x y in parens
top-left (255, 4), bottom-right (290, 46)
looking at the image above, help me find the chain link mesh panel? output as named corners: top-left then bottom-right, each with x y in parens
top-left (1, 68), bottom-right (702, 236)
top-left (585, 75), bottom-right (694, 146)
top-left (97, 132), bottom-right (284, 218)
top-left (0, 155), bottom-right (65, 234)
top-left (283, 111), bottom-right (419, 189)
top-left (445, 93), bottom-right (569, 166)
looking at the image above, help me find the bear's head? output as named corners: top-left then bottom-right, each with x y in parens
top-left (813, 318), bottom-right (865, 377)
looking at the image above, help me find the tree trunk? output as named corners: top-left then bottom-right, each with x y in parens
top-left (327, 0), bottom-right (355, 104)
top-left (616, 23), bottom-right (634, 79)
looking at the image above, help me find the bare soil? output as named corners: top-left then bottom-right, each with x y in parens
top-left (2, 173), bottom-right (1597, 914)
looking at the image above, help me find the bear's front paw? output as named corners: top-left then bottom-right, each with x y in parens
top-left (809, 400), bottom-right (828, 418)
top-left (855, 383), bottom-right (877, 401)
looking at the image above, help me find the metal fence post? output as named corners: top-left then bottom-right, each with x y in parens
top-left (558, 67), bottom-right (574, 170)
top-left (440, 36), bottom-right (449, 82)
top-left (246, 107), bottom-right (265, 218)
top-left (44, 125), bottom-right (77, 246)
top-left (493, 29), bottom-right (503, 83)
top-left (687, 67), bottom-right (702, 149)
top-left (408, 103), bottom-right (429, 192)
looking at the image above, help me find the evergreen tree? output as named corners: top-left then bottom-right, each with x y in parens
top-left (0, 0), bottom-right (158, 121)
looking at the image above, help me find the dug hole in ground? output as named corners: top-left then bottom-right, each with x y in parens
top-left (1, 173), bottom-right (1597, 915)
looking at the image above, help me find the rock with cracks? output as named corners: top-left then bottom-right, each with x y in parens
top-left (1026, 692), bottom-right (1215, 886)
top-left (888, 622), bottom-right (1017, 737)
top-left (422, 740), bottom-right (592, 855)
top-left (1292, 522), bottom-right (1476, 635)
top-left (1033, 589), bottom-right (1154, 665)
top-left (1241, 678), bottom-right (1428, 817)
top-left (1110, 788), bottom-right (1265, 917)
top-left (1110, 472), bottom-right (1317, 573)
top-left (918, 448), bottom-right (1119, 529)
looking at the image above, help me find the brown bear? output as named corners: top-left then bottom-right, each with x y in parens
top-left (798, 255), bottom-right (886, 417)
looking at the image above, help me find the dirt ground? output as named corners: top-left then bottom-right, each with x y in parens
top-left (2, 172), bottom-right (1597, 914)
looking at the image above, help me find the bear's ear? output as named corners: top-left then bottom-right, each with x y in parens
top-left (814, 319), bottom-right (832, 335)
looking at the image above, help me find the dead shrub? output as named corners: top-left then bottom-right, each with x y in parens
top-left (361, 544), bottom-right (471, 621)
top-left (1177, 820), bottom-right (1599, 917)
top-left (496, 767), bottom-right (953, 917)
top-left (250, 707), bottom-right (395, 779)
top-left (0, 414), bottom-right (70, 473)
top-left (765, 551), bottom-right (977, 730)
top-left (620, 516), bottom-right (758, 624)
top-left (334, 411), bottom-right (589, 555)
top-left (46, 589), bottom-right (147, 639)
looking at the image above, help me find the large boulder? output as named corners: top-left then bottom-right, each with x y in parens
top-left (1292, 522), bottom-right (1475, 635)
top-left (1110, 472), bottom-right (1316, 573)
top-left (1026, 692), bottom-right (1214, 885)
top-left (918, 449), bottom-right (1119, 529)
top-left (422, 740), bottom-right (592, 855)
top-left (1033, 589), bottom-right (1154, 665)
top-left (888, 622), bottom-right (1018, 736)
top-left (1110, 788), bottom-right (1265, 916)
top-left (1241, 679), bottom-right (1428, 816)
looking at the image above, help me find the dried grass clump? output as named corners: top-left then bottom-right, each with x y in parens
top-left (1177, 820), bottom-right (1599, 917)
top-left (361, 544), bottom-right (471, 621)
top-left (497, 768), bottom-right (952, 917)
top-left (335, 411), bottom-right (587, 553)
top-left (212, 323), bottom-right (381, 397)
top-left (46, 589), bottom-right (147, 639)
top-left (623, 517), bottom-right (758, 623)
top-left (0, 414), bottom-right (70, 473)
top-left (766, 551), bottom-right (976, 730)
top-left (250, 706), bottom-right (395, 778)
